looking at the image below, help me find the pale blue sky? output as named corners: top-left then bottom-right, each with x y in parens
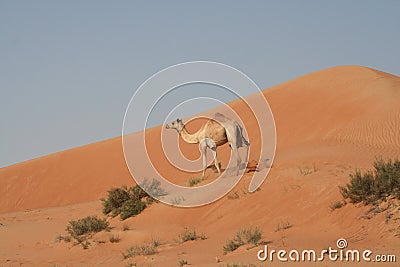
top-left (1, 1), bottom-right (399, 167)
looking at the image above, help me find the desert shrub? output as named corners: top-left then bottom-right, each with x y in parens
top-left (330, 200), bottom-right (346, 210)
top-left (120, 199), bottom-right (146, 220)
top-left (101, 185), bottom-right (152, 220)
top-left (179, 228), bottom-right (197, 242)
top-left (123, 241), bottom-right (160, 258)
top-left (223, 227), bottom-right (263, 254)
top-left (223, 239), bottom-right (242, 254)
top-left (101, 186), bottom-right (135, 215)
top-left (129, 185), bottom-right (148, 201)
top-left (188, 177), bottom-right (203, 187)
top-left (55, 234), bottom-right (71, 243)
top-left (373, 159), bottom-right (400, 198)
top-left (274, 221), bottom-right (293, 232)
top-left (109, 234), bottom-right (120, 243)
top-left (179, 259), bottom-right (188, 266)
top-left (299, 163), bottom-right (317, 176)
top-left (151, 238), bottom-right (161, 247)
top-left (66, 215), bottom-right (109, 242)
top-left (179, 227), bottom-right (206, 242)
top-left (81, 240), bottom-right (90, 249)
top-left (339, 159), bottom-right (400, 204)
top-left (227, 191), bottom-right (240, 200)
top-left (239, 227), bottom-right (262, 245)
top-left (339, 171), bottom-right (375, 203)
top-left (102, 186), bottom-right (131, 216)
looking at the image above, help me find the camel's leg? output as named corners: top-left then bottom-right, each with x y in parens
top-left (210, 146), bottom-right (221, 174)
top-left (230, 141), bottom-right (241, 175)
top-left (243, 143), bottom-right (250, 170)
top-left (200, 140), bottom-right (208, 178)
top-left (204, 138), bottom-right (220, 174)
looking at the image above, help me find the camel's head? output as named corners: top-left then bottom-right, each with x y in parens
top-left (165, 118), bottom-right (184, 132)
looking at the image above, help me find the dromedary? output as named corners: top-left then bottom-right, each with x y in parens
top-left (165, 113), bottom-right (250, 177)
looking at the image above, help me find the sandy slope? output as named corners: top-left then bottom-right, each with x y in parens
top-left (0, 66), bottom-right (399, 266)
top-left (0, 136), bottom-right (133, 213)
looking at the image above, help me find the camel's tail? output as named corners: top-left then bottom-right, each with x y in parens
top-left (234, 122), bottom-right (250, 148)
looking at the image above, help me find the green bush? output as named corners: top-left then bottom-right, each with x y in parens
top-left (120, 199), bottom-right (146, 220)
top-left (66, 215), bottom-right (109, 242)
top-left (339, 159), bottom-right (400, 204)
top-left (239, 227), bottom-right (263, 245)
top-left (101, 185), bottom-right (151, 220)
top-left (129, 185), bottom-right (149, 201)
top-left (101, 186), bottom-right (131, 215)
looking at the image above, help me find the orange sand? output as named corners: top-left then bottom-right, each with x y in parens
top-left (1, 66), bottom-right (399, 266)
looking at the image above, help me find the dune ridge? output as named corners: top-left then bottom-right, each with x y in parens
top-left (1, 65), bottom-right (399, 266)
top-left (1, 65), bottom-right (399, 213)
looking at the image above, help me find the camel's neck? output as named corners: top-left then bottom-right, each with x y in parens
top-left (179, 126), bottom-right (199, 144)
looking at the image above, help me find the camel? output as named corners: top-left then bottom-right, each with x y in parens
top-left (165, 113), bottom-right (250, 177)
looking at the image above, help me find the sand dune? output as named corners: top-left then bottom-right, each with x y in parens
top-left (0, 136), bottom-right (132, 213)
top-left (1, 65), bottom-right (399, 266)
top-left (268, 66), bottom-right (400, 150)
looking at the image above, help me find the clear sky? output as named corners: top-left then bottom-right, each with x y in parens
top-left (1, 1), bottom-right (399, 168)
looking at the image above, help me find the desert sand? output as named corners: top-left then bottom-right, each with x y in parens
top-left (1, 65), bottom-right (399, 266)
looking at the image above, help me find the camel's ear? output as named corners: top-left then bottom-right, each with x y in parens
top-left (177, 118), bottom-right (182, 123)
